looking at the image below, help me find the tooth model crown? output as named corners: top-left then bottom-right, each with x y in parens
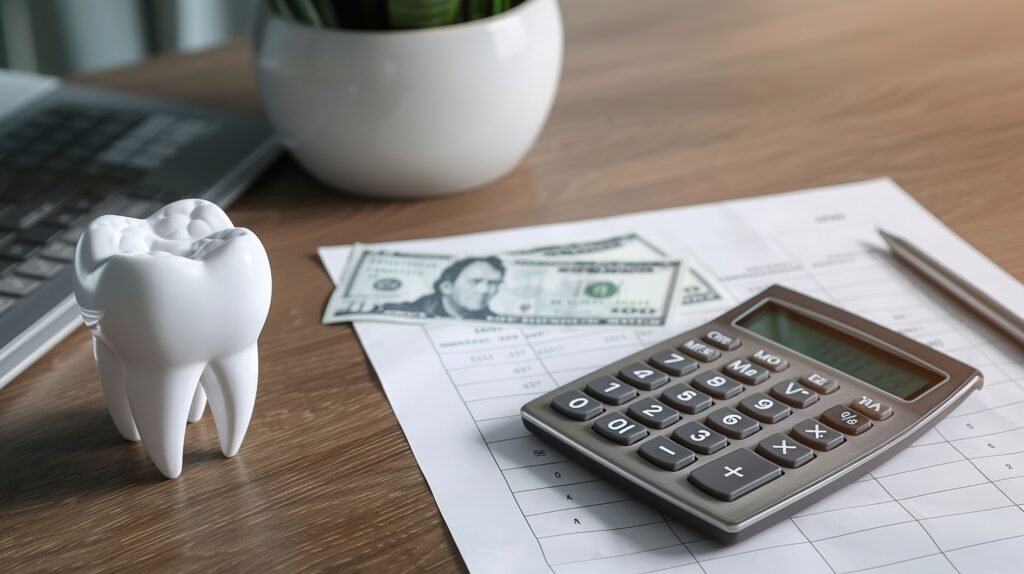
top-left (74, 199), bottom-right (272, 478)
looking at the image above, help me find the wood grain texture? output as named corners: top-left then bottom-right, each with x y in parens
top-left (3, 0), bottom-right (1024, 570)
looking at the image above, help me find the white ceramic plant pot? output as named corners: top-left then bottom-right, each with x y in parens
top-left (253, 0), bottom-right (563, 198)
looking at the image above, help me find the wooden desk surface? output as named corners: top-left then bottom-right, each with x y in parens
top-left (3, 0), bottom-right (1024, 570)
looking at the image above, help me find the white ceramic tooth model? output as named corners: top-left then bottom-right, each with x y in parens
top-left (73, 199), bottom-right (272, 479)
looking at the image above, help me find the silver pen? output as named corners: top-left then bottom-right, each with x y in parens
top-left (878, 228), bottom-right (1024, 347)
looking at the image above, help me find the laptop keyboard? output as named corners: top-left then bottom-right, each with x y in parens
top-left (0, 105), bottom-right (214, 314)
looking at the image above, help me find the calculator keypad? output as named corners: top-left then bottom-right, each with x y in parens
top-left (541, 325), bottom-right (901, 508)
top-left (660, 384), bottom-right (713, 414)
top-left (627, 397), bottom-right (680, 429)
top-left (723, 358), bottom-right (770, 385)
top-left (639, 436), bottom-right (696, 471)
top-left (705, 407), bottom-right (761, 439)
top-left (551, 390), bottom-right (604, 421)
top-left (738, 393), bottom-right (792, 423)
top-left (688, 448), bottom-right (782, 502)
top-left (692, 370), bottom-right (744, 399)
top-left (594, 412), bottom-right (648, 445)
top-left (769, 380), bottom-right (819, 408)
top-left (585, 375), bottom-right (638, 405)
top-left (791, 419), bottom-right (845, 451)
top-left (672, 421), bottom-right (728, 455)
top-left (618, 362), bottom-right (670, 390)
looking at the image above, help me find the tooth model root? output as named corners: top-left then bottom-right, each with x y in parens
top-left (94, 337), bottom-right (140, 442)
top-left (188, 385), bottom-right (207, 423)
top-left (202, 345), bottom-right (259, 458)
top-left (123, 363), bottom-right (209, 479)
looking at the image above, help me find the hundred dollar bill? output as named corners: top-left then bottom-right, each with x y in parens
top-left (323, 245), bottom-right (683, 327)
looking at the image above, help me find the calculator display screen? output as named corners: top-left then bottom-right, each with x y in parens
top-left (737, 302), bottom-right (943, 400)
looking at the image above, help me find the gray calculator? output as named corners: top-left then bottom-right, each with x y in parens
top-left (521, 285), bottom-right (983, 543)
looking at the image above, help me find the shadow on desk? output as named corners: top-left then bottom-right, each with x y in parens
top-left (0, 406), bottom-right (225, 508)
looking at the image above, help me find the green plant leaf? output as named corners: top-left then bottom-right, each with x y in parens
top-left (387, 0), bottom-right (461, 29)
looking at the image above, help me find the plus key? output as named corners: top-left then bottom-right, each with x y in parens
top-left (688, 448), bottom-right (782, 501)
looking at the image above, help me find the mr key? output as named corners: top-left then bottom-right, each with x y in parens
top-left (522, 285), bottom-right (983, 542)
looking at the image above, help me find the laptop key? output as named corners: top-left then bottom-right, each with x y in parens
top-left (39, 242), bottom-right (76, 262)
top-left (0, 240), bottom-right (38, 260)
top-left (15, 256), bottom-right (65, 279)
top-left (20, 224), bottom-right (64, 245)
top-left (0, 274), bottom-right (39, 296)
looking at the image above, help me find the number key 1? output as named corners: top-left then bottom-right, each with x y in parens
top-left (551, 390), bottom-right (604, 421)
top-left (585, 375), bottom-right (638, 405)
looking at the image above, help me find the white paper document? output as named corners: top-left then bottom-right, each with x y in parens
top-left (320, 179), bottom-right (1024, 573)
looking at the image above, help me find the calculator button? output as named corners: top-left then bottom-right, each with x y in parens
top-left (688, 448), bottom-right (782, 502)
top-left (647, 351), bottom-right (699, 377)
top-left (627, 397), bottom-right (680, 429)
top-left (705, 407), bottom-right (761, 439)
top-left (679, 339), bottom-right (721, 362)
top-left (638, 436), bottom-right (696, 471)
top-left (723, 358), bottom-right (770, 385)
top-left (618, 362), bottom-right (671, 390)
top-left (738, 393), bottom-right (792, 423)
top-left (791, 419), bottom-right (845, 451)
top-left (692, 371), bottom-right (744, 399)
top-left (850, 395), bottom-right (894, 421)
top-left (703, 330), bottom-right (741, 351)
top-left (585, 375), bottom-right (638, 405)
top-left (551, 390), bottom-right (604, 421)
top-left (749, 349), bottom-right (789, 372)
top-left (800, 372), bottom-right (838, 394)
top-left (593, 413), bottom-right (648, 445)
top-left (660, 383), bottom-right (713, 414)
top-left (672, 421), bottom-right (728, 455)
top-left (820, 405), bottom-right (873, 435)
top-left (770, 380), bottom-right (819, 408)
top-left (756, 434), bottom-right (815, 468)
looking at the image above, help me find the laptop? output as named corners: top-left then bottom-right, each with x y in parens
top-left (0, 70), bottom-right (280, 390)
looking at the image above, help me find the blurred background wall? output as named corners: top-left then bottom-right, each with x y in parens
top-left (0, 0), bottom-right (259, 76)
